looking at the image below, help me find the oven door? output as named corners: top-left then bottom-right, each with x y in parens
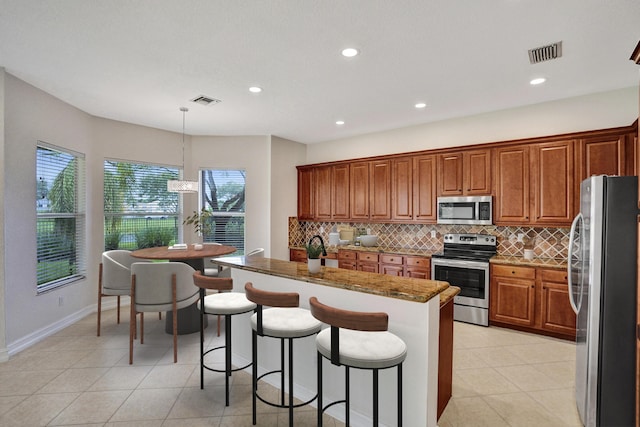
top-left (431, 258), bottom-right (489, 308)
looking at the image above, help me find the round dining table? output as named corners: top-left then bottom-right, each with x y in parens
top-left (131, 244), bottom-right (237, 334)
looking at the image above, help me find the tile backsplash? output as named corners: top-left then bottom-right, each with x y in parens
top-left (289, 217), bottom-right (569, 260)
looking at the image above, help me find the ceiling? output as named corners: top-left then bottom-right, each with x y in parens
top-left (1, 1), bottom-right (639, 144)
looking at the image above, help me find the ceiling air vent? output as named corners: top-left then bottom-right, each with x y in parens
top-left (528, 41), bottom-right (562, 64)
top-left (190, 95), bottom-right (222, 106)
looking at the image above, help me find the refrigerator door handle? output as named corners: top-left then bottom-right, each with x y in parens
top-left (567, 212), bottom-right (582, 315)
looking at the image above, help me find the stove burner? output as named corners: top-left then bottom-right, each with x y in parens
top-left (434, 233), bottom-right (497, 262)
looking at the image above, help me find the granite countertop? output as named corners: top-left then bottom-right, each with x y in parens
top-left (290, 245), bottom-right (435, 257)
top-left (490, 255), bottom-right (567, 270)
top-left (212, 256), bottom-right (449, 303)
top-left (439, 285), bottom-right (460, 307)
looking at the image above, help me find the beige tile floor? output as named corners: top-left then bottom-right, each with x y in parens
top-left (0, 308), bottom-right (582, 426)
top-left (439, 321), bottom-right (582, 427)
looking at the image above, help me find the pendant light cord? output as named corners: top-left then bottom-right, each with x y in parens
top-left (180, 107), bottom-right (188, 178)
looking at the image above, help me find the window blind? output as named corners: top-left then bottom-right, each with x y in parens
top-left (36, 143), bottom-right (86, 292)
top-left (104, 160), bottom-right (180, 250)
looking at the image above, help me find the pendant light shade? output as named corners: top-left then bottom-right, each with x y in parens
top-left (167, 107), bottom-right (198, 193)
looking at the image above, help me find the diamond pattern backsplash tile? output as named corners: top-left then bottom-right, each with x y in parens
top-left (289, 217), bottom-right (570, 260)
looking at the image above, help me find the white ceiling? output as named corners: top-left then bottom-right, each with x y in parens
top-left (1, 0), bottom-right (639, 144)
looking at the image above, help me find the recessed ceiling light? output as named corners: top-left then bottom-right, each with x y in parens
top-left (336, 120), bottom-right (345, 125)
top-left (530, 77), bottom-right (546, 85)
top-left (341, 48), bottom-right (359, 58)
top-left (415, 102), bottom-right (427, 109)
top-left (249, 86), bottom-right (262, 93)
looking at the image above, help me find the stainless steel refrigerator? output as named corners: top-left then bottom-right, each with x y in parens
top-left (568, 175), bottom-right (637, 427)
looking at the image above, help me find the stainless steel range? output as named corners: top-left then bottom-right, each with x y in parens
top-left (431, 233), bottom-right (497, 326)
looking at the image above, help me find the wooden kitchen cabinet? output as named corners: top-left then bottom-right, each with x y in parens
top-left (338, 249), bottom-right (357, 270)
top-left (496, 140), bottom-right (574, 226)
top-left (539, 269), bottom-right (576, 336)
top-left (350, 161), bottom-right (370, 220)
top-left (391, 157), bottom-right (413, 221)
top-left (438, 149), bottom-right (492, 196)
top-left (350, 160), bottom-right (391, 220)
top-left (404, 256), bottom-right (430, 279)
top-left (413, 154), bottom-right (438, 222)
top-left (370, 160), bottom-right (391, 220)
top-left (357, 251), bottom-right (379, 273)
top-left (297, 167), bottom-right (314, 220)
top-left (380, 253), bottom-right (404, 276)
top-left (392, 155), bottom-right (437, 222)
top-left (531, 140), bottom-right (575, 225)
top-left (495, 145), bottom-right (530, 224)
top-left (314, 166), bottom-right (332, 220)
top-left (315, 164), bottom-right (350, 220)
top-left (490, 264), bottom-right (576, 340)
top-left (490, 264), bottom-right (536, 327)
top-left (289, 248), bottom-right (307, 263)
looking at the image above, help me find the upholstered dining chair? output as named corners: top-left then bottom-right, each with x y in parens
top-left (129, 262), bottom-right (200, 364)
top-left (97, 250), bottom-right (154, 336)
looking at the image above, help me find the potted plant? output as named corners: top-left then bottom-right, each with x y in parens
top-left (306, 242), bottom-right (324, 273)
top-left (183, 208), bottom-right (213, 238)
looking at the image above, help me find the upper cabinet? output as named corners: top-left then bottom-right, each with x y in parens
top-left (438, 149), bottom-right (492, 196)
top-left (391, 155), bottom-right (437, 222)
top-left (315, 164), bottom-right (350, 220)
top-left (351, 160), bottom-right (391, 221)
top-left (496, 140), bottom-right (574, 226)
top-left (297, 123), bottom-right (636, 225)
top-left (297, 166), bottom-right (314, 220)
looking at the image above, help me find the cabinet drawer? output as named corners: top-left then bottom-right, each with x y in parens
top-left (380, 254), bottom-right (403, 265)
top-left (492, 264), bottom-right (535, 279)
top-left (358, 252), bottom-right (379, 263)
top-left (405, 256), bottom-right (430, 268)
top-left (338, 250), bottom-right (357, 261)
top-left (539, 268), bottom-right (567, 283)
top-left (290, 249), bottom-right (307, 262)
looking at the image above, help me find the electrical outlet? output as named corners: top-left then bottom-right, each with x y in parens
top-left (58, 296), bottom-right (64, 306)
top-left (430, 230), bottom-right (437, 238)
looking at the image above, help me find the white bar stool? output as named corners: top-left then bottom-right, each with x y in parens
top-left (192, 271), bottom-right (256, 406)
top-left (309, 296), bottom-right (407, 426)
top-left (244, 282), bottom-right (322, 426)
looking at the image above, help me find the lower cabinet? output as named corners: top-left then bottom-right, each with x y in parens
top-left (289, 248), bottom-right (307, 263)
top-left (338, 249), bottom-right (430, 278)
top-left (490, 264), bottom-right (576, 339)
top-left (437, 296), bottom-right (454, 420)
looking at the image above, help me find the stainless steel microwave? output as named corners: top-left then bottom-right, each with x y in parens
top-left (437, 196), bottom-right (492, 225)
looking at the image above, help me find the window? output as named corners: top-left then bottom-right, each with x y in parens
top-left (104, 160), bottom-right (179, 250)
top-left (36, 143), bottom-right (86, 292)
top-left (199, 169), bottom-right (246, 253)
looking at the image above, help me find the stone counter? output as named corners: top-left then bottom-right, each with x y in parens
top-left (213, 256), bottom-right (448, 303)
top-left (290, 245), bottom-right (436, 257)
top-left (490, 255), bottom-right (567, 270)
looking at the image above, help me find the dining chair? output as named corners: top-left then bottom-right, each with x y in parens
top-left (97, 250), bottom-right (154, 336)
top-left (129, 262), bottom-right (200, 364)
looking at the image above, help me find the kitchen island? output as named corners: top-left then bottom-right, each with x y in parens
top-left (211, 256), bottom-right (449, 427)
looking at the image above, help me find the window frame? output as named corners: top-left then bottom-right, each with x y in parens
top-left (199, 168), bottom-right (246, 254)
top-left (103, 158), bottom-right (181, 251)
top-left (36, 142), bottom-right (86, 293)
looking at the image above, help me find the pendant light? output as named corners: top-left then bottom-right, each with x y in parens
top-left (167, 107), bottom-right (198, 193)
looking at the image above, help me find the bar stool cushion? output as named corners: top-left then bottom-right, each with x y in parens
top-left (316, 328), bottom-right (407, 370)
top-left (250, 307), bottom-right (322, 338)
top-left (198, 293), bottom-right (256, 315)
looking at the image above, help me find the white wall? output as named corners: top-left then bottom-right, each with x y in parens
top-left (306, 87), bottom-right (639, 164)
top-left (270, 136), bottom-right (306, 260)
top-left (0, 69), bottom-right (7, 361)
top-left (4, 73), bottom-right (95, 347)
